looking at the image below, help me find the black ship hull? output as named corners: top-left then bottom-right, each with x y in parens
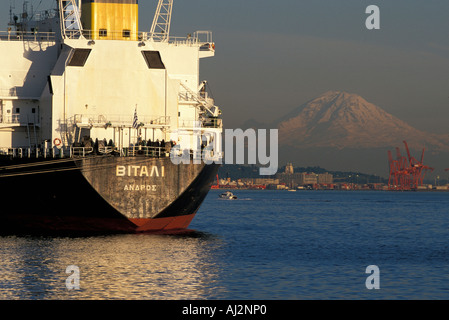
top-left (0, 154), bottom-right (219, 235)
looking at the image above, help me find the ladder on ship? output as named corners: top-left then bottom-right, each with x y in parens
top-left (26, 120), bottom-right (38, 149)
top-left (179, 82), bottom-right (219, 117)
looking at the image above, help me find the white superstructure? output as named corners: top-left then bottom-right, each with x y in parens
top-left (0, 0), bottom-right (222, 160)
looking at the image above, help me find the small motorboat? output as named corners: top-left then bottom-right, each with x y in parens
top-left (219, 191), bottom-right (237, 199)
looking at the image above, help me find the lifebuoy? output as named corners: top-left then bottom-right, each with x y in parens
top-left (53, 138), bottom-right (62, 146)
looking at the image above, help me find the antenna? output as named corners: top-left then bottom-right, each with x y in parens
top-left (8, 0), bottom-right (16, 27)
top-left (150, 0), bottom-right (173, 41)
top-left (58, 0), bottom-right (83, 39)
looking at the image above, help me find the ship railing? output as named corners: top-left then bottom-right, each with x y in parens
top-left (143, 34), bottom-right (202, 46)
top-left (0, 31), bottom-right (56, 42)
top-left (0, 147), bottom-right (68, 159)
top-left (62, 29), bottom-right (211, 47)
top-left (178, 118), bottom-right (222, 129)
top-left (0, 114), bottom-right (20, 124)
top-left (169, 147), bottom-right (223, 163)
top-left (0, 28), bottom-right (211, 46)
top-left (0, 145), bottom-right (174, 159)
top-left (0, 147), bottom-right (23, 157)
top-left (71, 147), bottom-right (94, 157)
top-left (96, 146), bottom-right (165, 157)
top-left (0, 114), bottom-right (40, 125)
top-left (73, 114), bottom-right (170, 128)
top-left (144, 32), bottom-right (214, 48)
top-left (123, 146), bottom-right (167, 158)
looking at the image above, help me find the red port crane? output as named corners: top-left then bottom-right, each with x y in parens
top-left (387, 141), bottom-right (433, 190)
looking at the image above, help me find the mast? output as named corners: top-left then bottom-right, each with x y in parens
top-left (150, 0), bottom-right (173, 41)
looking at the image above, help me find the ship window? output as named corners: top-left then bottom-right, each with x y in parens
top-left (99, 29), bottom-right (107, 37)
top-left (32, 108), bottom-right (36, 114)
top-left (142, 51), bottom-right (166, 69)
top-left (123, 29), bottom-right (131, 38)
top-left (68, 49), bottom-right (92, 67)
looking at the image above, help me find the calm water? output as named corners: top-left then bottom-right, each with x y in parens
top-left (1, 189), bottom-right (449, 300)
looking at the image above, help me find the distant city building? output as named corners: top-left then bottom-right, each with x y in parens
top-left (285, 163), bottom-right (294, 174)
top-left (301, 173), bottom-right (318, 185)
top-left (276, 166), bottom-right (333, 187)
top-left (267, 184), bottom-right (289, 190)
top-left (241, 178), bottom-right (280, 185)
top-left (317, 172), bottom-right (333, 184)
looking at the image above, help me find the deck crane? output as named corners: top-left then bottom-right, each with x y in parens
top-left (150, 0), bottom-right (174, 41)
top-left (58, 0), bottom-right (83, 39)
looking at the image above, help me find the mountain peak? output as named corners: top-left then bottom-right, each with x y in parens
top-left (278, 90), bottom-right (388, 129)
top-left (312, 90), bottom-right (371, 109)
top-left (276, 91), bottom-right (449, 151)
top-left (315, 90), bottom-right (361, 99)
top-left (276, 91), bottom-right (373, 124)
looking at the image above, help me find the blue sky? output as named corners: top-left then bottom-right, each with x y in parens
top-left (2, 0), bottom-right (449, 133)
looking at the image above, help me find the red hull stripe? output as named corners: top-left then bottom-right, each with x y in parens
top-left (1, 214), bottom-right (196, 234)
top-left (130, 214), bottom-right (196, 232)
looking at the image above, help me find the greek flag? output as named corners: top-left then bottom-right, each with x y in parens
top-left (133, 108), bottom-right (139, 129)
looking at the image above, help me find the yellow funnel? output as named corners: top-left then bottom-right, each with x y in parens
top-left (81, 0), bottom-right (139, 40)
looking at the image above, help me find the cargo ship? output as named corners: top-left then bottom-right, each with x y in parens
top-left (0, 0), bottom-right (222, 234)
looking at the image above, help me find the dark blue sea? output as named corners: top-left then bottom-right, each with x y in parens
top-left (1, 189), bottom-right (449, 300)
